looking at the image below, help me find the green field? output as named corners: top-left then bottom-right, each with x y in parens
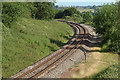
top-left (77, 8), bottom-right (94, 13)
top-left (2, 18), bottom-right (74, 78)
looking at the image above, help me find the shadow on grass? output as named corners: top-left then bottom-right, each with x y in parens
top-left (47, 45), bottom-right (56, 52)
top-left (63, 36), bottom-right (71, 40)
top-left (50, 38), bottom-right (66, 47)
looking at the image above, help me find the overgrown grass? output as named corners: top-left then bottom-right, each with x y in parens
top-left (92, 63), bottom-right (119, 78)
top-left (2, 18), bottom-right (74, 78)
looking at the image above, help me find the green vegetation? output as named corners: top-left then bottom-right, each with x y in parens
top-left (92, 64), bottom-right (119, 78)
top-left (2, 2), bottom-right (74, 78)
top-left (83, 11), bottom-right (93, 23)
top-left (2, 2), bottom-right (37, 27)
top-left (93, 2), bottom-right (120, 53)
top-left (2, 2), bottom-right (55, 27)
top-left (77, 7), bottom-right (95, 13)
top-left (2, 18), bottom-right (73, 78)
top-left (55, 7), bottom-right (93, 23)
top-left (55, 2), bottom-right (119, 53)
top-left (65, 48), bottom-right (118, 78)
top-left (2, 1), bottom-right (119, 78)
top-left (63, 7), bottom-right (79, 16)
top-left (34, 2), bottom-right (55, 19)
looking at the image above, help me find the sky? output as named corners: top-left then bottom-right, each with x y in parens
top-left (56, 0), bottom-right (116, 2)
top-left (55, 0), bottom-right (116, 6)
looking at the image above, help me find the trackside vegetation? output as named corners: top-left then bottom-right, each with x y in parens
top-left (55, 2), bottom-right (119, 78)
top-left (56, 2), bottom-right (119, 53)
top-left (92, 64), bottom-right (119, 78)
top-left (2, 18), bottom-right (74, 78)
top-left (2, 2), bottom-right (74, 78)
top-left (2, 2), bottom-right (55, 27)
top-left (93, 2), bottom-right (120, 53)
top-left (2, 1), bottom-right (119, 78)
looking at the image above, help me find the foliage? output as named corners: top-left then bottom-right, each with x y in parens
top-left (2, 2), bottom-right (35, 27)
top-left (63, 14), bottom-right (83, 23)
top-left (83, 11), bottom-right (93, 23)
top-left (55, 7), bottom-right (84, 23)
top-left (93, 3), bottom-right (119, 52)
top-left (54, 9), bottom-right (64, 19)
top-left (2, 18), bottom-right (74, 78)
top-left (93, 64), bottom-right (119, 78)
top-left (63, 7), bottom-right (78, 16)
top-left (2, 2), bottom-right (55, 27)
top-left (34, 2), bottom-right (55, 20)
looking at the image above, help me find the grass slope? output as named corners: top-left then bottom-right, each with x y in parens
top-left (92, 63), bottom-right (119, 78)
top-left (2, 18), bottom-right (74, 78)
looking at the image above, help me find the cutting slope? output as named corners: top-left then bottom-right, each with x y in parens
top-left (2, 18), bottom-right (74, 78)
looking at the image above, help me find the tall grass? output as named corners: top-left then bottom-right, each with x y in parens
top-left (2, 18), bottom-right (74, 78)
top-left (92, 64), bottom-right (119, 78)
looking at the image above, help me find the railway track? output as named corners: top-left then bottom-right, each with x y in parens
top-left (9, 21), bottom-right (88, 80)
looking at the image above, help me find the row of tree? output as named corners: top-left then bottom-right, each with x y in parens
top-left (2, 2), bottom-right (55, 27)
top-left (2, 2), bottom-right (119, 53)
top-left (55, 7), bottom-right (93, 23)
top-left (2, 2), bottom-right (93, 27)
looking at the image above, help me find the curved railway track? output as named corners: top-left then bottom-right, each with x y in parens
top-left (9, 21), bottom-right (88, 80)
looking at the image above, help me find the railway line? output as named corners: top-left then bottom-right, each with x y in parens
top-left (9, 20), bottom-right (89, 79)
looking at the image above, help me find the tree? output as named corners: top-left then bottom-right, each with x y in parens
top-left (83, 11), bottom-right (93, 22)
top-left (55, 9), bottom-right (64, 19)
top-left (93, 3), bottom-right (119, 52)
top-left (2, 2), bottom-right (34, 27)
top-left (34, 2), bottom-right (55, 20)
top-left (63, 7), bottom-right (77, 16)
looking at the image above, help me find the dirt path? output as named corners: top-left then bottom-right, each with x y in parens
top-left (61, 47), bottom-right (118, 78)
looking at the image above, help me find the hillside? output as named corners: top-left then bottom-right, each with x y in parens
top-left (2, 18), bottom-right (74, 78)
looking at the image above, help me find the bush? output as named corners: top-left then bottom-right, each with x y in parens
top-left (34, 2), bottom-right (55, 20)
top-left (2, 2), bottom-right (55, 27)
top-left (2, 2), bottom-right (35, 27)
top-left (93, 3), bottom-right (119, 52)
top-left (55, 9), bottom-right (64, 19)
top-left (83, 11), bottom-right (93, 23)
top-left (93, 64), bottom-right (119, 78)
top-left (63, 7), bottom-right (78, 16)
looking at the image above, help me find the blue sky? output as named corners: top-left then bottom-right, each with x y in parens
top-left (55, 0), bottom-right (116, 6)
top-left (56, 0), bottom-right (116, 2)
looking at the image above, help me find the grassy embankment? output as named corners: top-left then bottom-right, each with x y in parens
top-left (2, 18), bottom-right (74, 78)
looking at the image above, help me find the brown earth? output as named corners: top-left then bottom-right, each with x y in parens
top-left (60, 47), bottom-right (118, 78)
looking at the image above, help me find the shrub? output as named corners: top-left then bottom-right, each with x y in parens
top-left (34, 2), bottom-right (55, 20)
top-left (63, 7), bottom-right (78, 16)
top-left (83, 11), bottom-right (93, 23)
top-left (93, 3), bottom-right (119, 52)
top-left (2, 2), bottom-right (35, 27)
top-left (55, 9), bottom-right (64, 19)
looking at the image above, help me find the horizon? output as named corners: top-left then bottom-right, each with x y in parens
top-left (55, 1), bottom-right (116, 7)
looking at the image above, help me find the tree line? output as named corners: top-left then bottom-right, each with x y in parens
top-left (2, 2), bottom-right (93, 27)
top-left (2, 2), bottom-right (55, 27)
top-left (2, 2), bottom-right (119, 53)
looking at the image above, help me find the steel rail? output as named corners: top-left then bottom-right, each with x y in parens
top-left (28, 22), bottom-right (86, 79)
top-left (12, 22), bottom-right (82, 79)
